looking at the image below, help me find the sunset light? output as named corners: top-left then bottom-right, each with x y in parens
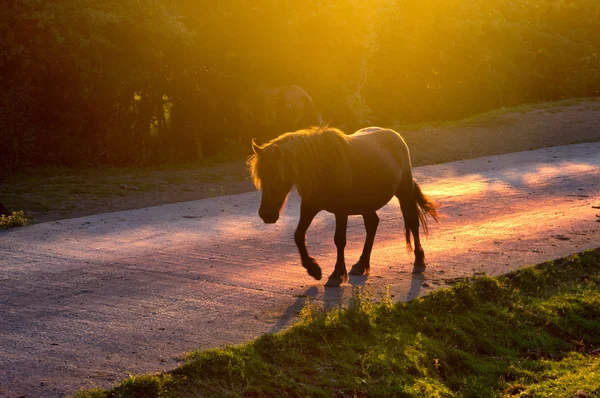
top-left (1, 1), bottom-right (600, 397)
top-left (2, 1), bottom-right (599, 167)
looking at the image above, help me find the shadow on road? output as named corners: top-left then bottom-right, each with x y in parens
top-left (269, 286), bottom-right (319, 333)
top-left (406, 274), bottom-right (424, 301)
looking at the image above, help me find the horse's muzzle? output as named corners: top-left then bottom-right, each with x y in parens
top-left (259, 210), bottom-right (279, 224)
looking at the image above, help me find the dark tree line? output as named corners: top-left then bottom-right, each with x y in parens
top-left (1, 0), bottom-right (599, 170)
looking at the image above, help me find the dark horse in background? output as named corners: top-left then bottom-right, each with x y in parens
top-left (248, 126), bottom-right (439, 287)
top-left (238, 85), bottom-right (322, 144)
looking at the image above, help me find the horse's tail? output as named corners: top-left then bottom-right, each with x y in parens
top-left (399, 180), bottom-right (439, 251)
top-left (415, 181), bottom-right (439, 233)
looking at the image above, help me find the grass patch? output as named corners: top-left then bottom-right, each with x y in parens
top-left (1, 158), bottom-right (251, 222)
top-left (76, 249), bottom-right (600, 397)
top-left (394, 96), bottom-right (598, 132)
top-left (0, 211), bottom-right (30, 229)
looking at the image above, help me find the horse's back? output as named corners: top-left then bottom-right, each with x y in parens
top-left (354, 126), bottom-right (385, 134)
top-left (351, 126), bottom-right (413, 182)
top-left (322, 127), bottom-right (413, 213)
top-left (352, 126), bottom-right (402, 139)
top-left (280, 85), bottom-right (310, 99)
top-left (350, 127), bottom-right (410, 163)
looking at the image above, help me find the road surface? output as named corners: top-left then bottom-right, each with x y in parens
top-left (1, 143), bottom-right (599, 397)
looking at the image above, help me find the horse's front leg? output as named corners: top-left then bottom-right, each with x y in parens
top-left (294, 201), bottom-right (321, 280)
top-left (349, 212), bottom-right (379, 276)
top-left (325, 213), bottom-right (349, 287)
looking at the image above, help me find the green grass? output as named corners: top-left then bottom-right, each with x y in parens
top-left (0, 211), bottom-right (30, 229)
top-left (1, 158), bottom-right (250, 222)
top-left (76, 249), bottom-right (600, 398)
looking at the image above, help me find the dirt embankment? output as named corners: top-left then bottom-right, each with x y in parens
top-left (3, 99), bottom-right (600, 223)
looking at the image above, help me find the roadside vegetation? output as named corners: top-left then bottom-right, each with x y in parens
top-left (77, 249), bottom-right (600, 397)
top-left (0, 211), bottom-right (30, 229)
top-left (0, 160), bottom-right (251, 224)
top-left (3, 98), bottom-right (599, 225)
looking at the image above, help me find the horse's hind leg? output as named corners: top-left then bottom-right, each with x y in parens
top-left (295, 201), bottom-right (322, 280)
top-left (398, 194), bottom-right (426, 274)
top-left (349, 212), bottom-right (379, 276)
top-left (325, 213), bottom-right (349, 287)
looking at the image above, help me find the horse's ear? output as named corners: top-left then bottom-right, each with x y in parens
top-left (252, 140), bottom-right (262, 155)
top-left (272, 144), bottom-right (282, 158)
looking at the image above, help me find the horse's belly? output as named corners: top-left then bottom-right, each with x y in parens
top-left (322, 188), bottom-right (395, 215)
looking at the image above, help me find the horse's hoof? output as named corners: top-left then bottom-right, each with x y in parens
top-left (303, 257), bottom-right (322, 280)
top-left (349, 263), bottom-right (370, 276)
top-left (307, 263), bottom-right (322, 281)
top-left (412, 263), bottom-right (426, 274)
top-left (308, 266), bottom-right (322, 280)
top-left (325, 278), bottom-right (341, 287)
top-left (325, 271), bottom-right (347, 287)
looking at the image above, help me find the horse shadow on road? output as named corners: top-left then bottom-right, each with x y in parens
top-left (269, 271), bottom-right (425, 333)
top-left (268, 283), bottom-right (355, 334)
top-left (268, 286), bottom-right (319, 333)
top-left (406, 273), bottom-right (424, 301)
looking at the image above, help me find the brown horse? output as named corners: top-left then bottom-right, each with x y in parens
top-left (238, 85), bottom-right (321, 143)
top-left (248, 126), bottom-right (439, 287)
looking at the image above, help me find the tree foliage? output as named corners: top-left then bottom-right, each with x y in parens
top-left (1, 0), bottom-right (599, 169)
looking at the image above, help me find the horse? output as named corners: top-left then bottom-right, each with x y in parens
top-left (238, 85), bottom-right (321, 143)
top-left (248, 126), bottom-right (439, 287)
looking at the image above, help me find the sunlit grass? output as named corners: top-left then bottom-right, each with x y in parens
top-left (0, 211), bottom-right (30, 229)
top-left (76, 249), bottom-right (600, 398)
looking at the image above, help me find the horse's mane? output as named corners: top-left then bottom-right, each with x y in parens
top-left (248, 126), bottom-right (352, 198)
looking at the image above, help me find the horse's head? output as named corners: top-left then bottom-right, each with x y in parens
top-left (250, 141), bottom-right (293, 224)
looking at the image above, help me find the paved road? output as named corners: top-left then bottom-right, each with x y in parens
top-left (1, 143), bottom-right (599, 397)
